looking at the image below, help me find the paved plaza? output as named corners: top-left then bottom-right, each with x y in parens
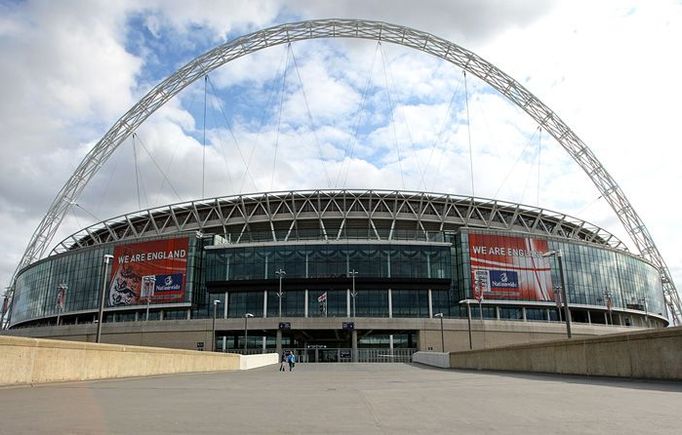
top-left (0, 363), bottom-right (680, 434)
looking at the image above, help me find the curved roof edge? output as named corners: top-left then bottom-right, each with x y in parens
top-left (52, 189), bottom-right (628, 255)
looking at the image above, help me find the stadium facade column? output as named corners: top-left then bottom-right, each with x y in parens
top-left (428, 289), bottom-right (433, 318)
top-left (388, 289), bottom-right (393, 318)
top-left (304, 290), bottom-right (309, 317)
top-left (352, 329), bottom-right (358, 363)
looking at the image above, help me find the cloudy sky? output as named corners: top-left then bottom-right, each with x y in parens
top-left (1, 0), bottom-right (680, 306)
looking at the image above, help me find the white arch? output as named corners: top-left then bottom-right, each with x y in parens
top-left (8, 19), bottom-right (680, 323)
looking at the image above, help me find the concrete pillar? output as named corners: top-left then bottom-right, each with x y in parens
top-left (262, 336), bottom-right (267, 351)
top-left (346, 289), bottom-right (351, 317)
top-left (276, 329), bottom-right (282, 355)
top-left (263, 290), bottom-right (268, 318)
top-left (352, 329), bottom-right (358, 362)
top-left (388, 289), bottom-right (393, 318)
top-left (428, 289), bottom-right (433, 318)
top-left (522, 307), bottom-right (527, 321)
top-left (587, 310), bottom-right (592, 324)
top-left (221, 336), bottom-right (226, 352)
top-left (304, 289), bottom-right (309, 318)
top-left (389, 334), bottom-right (394, 352)
top-left (224, 291), bottom-right (228, 318)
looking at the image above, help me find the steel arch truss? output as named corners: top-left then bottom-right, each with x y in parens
top-left (9, 19), bottom-right (680, 323)
top-left (52, 189), bottom-right (626, 253)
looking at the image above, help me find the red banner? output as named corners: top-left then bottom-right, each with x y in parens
top-left (469, 232), bottom-right (554, 301)
top-left (108, 237), bottom-right (189, 306)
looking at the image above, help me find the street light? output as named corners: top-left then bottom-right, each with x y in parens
top-left (212, 299), bottom-right (222, 352)
top-left (275, 269), bottom-right (286, 318)
top-left (543, 250), bottom-right (572, 339)
top-left (433, 312), bottom-right (445, 352)
top-left (458, 299), bottom-right (473, 350)
top-left (348, 269), bottom-right (358, 318)
top-left (96, 254), bottom-right (114, 343)
top-left (243, 313), bottom-right (254, 351)
top-left (142, 276), bottom-right (155, 321)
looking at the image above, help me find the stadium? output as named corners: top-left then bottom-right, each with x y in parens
top-left (6, 189), bottom-right (668, 361)
top-left (3, 20), bottom-right (679, 362)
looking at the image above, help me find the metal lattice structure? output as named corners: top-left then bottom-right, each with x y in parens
top-left (51, 190), bottom-right (627, 253)
top-left (6, 19), bottom-right (680, 324)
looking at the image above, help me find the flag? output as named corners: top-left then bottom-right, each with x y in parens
top-left (318, 292), bottom-right (328, 317)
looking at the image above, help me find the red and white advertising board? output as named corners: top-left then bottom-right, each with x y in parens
top-left (108, 237), bottom-right (189, 306)
top-left (468, 232), bottom-right (554, 301)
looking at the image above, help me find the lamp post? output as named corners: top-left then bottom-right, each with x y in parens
top-left (212, 299), bottom-right (222, 352)
top-left (543, 250), bottom-right (572, 339)
top-left (143, 275), bottom-right (155, 321)
top-left (458, 299), bottom-right (473, 350)
top-left (348, 269), bottom-right (358, 318)
top-left (96, 254), bottom-right (114, 343)
top-left (433, 312), bottom-right (445, 352)
top-left (243, 313), bottom-right (254, 352)
top-left (275, 269), bottom-right (286, 318)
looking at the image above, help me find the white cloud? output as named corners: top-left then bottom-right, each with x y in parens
top-left (2, 0), bottom-right (681, 318)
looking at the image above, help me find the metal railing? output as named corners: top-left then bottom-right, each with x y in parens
top-left (225, 347), bottom-right (416, 363)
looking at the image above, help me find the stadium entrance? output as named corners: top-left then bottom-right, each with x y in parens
top-left (216, 329), bottom-right (418, 363)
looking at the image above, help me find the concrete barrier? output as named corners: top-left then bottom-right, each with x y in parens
top-left (447, 326), bottom-right (682, 380)
top-left (0, 335), bottom-right (277, 386)
top-left (412, 352), bottom-right (450, 368)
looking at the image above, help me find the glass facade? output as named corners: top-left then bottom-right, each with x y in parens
top-left (10, 235), bottom-right (202, 326)
top-left (9, 229), bottom-right (668, 327)
top-left (203, 243), bottom-right (451, 281)
top-left (458, 230), bottom-right (666, 318)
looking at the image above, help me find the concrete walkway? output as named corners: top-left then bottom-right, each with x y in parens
top-left (0, 363), bottom-right (680, 434)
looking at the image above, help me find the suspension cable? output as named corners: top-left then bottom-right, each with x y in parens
top-left (132, 133), bottom-right (141, 210)
top-left (135, 134), bottom-right (182, 201)
top-left (288, 44), bottom-right (332, 188)
top-left (536, 127), bottom-right (542, 207)
top-left (205, 76), bottom-right (257, 194)
top-left (338, 41), bottom-right (380, 189)
top-left (492, 126), bottom-right (542, 200)
top-left (202, 75), bottom-right (208, 199)
top-left (239, 46), bottom-right (290, 193)
top-left (378, 42), bottom-right (406, 189)
top-left (419, 76), bottom-right (463, 191)
top-left (463, 70), bottom-right (475, 197)
top-left (270, 43), bottom-right (291, 191)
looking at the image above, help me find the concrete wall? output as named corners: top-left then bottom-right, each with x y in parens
top-left (412, 352), bottom-right (450, 368)
top-left (417, 319), bottom-right (635, 352)
top-left (447, 326), bottom-right (682, 380)
top-left (6, 317), bottom-right (636, 352)
top-left (0, 335), bottom-right (277, 386)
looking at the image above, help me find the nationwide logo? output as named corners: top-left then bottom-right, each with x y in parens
top-left (489, 270), bottom-right (519, 288)
top-left (155, 273), bottom-right (183, 292)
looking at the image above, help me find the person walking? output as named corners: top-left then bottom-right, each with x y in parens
top-left (287, 351), bottom-right (296, 371)
top-left (279, 351), bottom-right (287, 372)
